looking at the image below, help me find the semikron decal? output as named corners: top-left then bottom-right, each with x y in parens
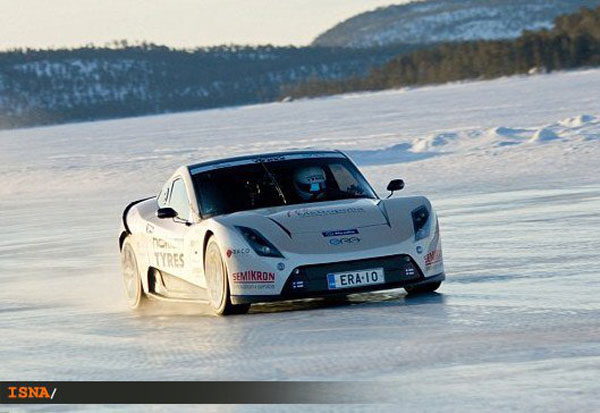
top-left (287, 207), bottom-right (365, 218)
top-left (232, 270), bottom-right (276, 290)
top-left (232, 270), bottom-right (275, 283)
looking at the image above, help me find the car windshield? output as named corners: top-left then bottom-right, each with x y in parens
top-left (192, 157), bottom-right (377, 217)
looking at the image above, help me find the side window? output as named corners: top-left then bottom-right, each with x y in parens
top-left (169, 178), bottom-right (191, 221)
top-left (329, 163), bottom-right (365, 195)
top-left (158, 183), bottom-right (170, 208)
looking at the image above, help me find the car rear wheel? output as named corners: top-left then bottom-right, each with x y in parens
top-left (120, 238), bottom-right (147, 309)
top-left (204, 237), bottom-right (250, 315)
top-left (404, 281), bottom-right (442, 295)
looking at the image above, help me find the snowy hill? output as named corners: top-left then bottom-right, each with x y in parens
top-left (0, 45), bottom-right (415, 129)
top-left (312, 0), bottom-right (600, 47)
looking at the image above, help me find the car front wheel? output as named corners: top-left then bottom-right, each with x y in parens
top-left (204, 236), bottom-right (250, 315)
top-left (120, 238), bottom-right (147, 309)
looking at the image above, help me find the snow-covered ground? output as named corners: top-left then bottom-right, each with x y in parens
top-left (1, 69), bottom-right (599, 411)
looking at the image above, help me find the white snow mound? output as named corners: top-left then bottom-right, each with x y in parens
top-left (530, 127), bottom-right (560, 143)
top-left (411, 132), bottom-right (458, 153)
top-left (558, 114), bottom-right (597, 128)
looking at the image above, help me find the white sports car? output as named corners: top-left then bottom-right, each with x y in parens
top-left (119, 150), bottom-right (445, 315)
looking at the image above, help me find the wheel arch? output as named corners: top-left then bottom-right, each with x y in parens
top-left (118, 231), bottom-right (128, 251)
top-left (203, 230), bottom-right (215, 257)
top-left (199, 223), bottom-right (240, 285)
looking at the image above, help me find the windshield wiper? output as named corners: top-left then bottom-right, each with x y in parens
top-left (260, 161), bottom-right (287, 205)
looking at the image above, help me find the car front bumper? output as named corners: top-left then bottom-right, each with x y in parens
top-left (230, 253), bottom-right (445, 305)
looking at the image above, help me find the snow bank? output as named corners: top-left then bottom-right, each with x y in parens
top-left (0, 69), bottom-right (599, 200)
top-left (347, 112), bottom-right (599, 176)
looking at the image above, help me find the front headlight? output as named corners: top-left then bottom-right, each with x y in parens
top-left (235, 226), bottom-right (284, 258)
top-left (412, 205), bottom-right (431, 241)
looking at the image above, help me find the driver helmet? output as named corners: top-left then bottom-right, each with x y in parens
top-left (294, 166), bottom-right (327, 200)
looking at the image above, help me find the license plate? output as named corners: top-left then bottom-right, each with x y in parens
top-left (327, 268), bottom-right (385, 290)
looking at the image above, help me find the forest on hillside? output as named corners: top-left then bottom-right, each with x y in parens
top-left (0, 43), bottom-right (419, 129)
top-left (286, 6), bottom-right (600, 98)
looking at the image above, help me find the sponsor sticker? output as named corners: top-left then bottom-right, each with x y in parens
top-left (424, 249), bottom-right (443, 267)
top-left (226, 248), bottom-right (251, 258)
top-left (252, 155), bottom-right (287, 163)
top-left (286, 207), bottom-right (365, 218)
top-left (329, 237), bottom-right (360, 246)
top-left (322, 229), bottom-right (359, 237)
top-left (154, 252), bottom-right (185, 268)
top-left (153, 237), bottom-right (176, 250)
top-left (153, 237), bottom-right (184, 268)
top-left (190, 152), bottom-right (345, 174)
top-left (232, 270), bottom-right (276, 290)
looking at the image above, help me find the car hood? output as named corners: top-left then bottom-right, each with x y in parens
top-left (217, 198), bottom-right (388, 235)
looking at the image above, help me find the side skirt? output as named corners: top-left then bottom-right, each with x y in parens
top-left (147, 268), bottom-right (210, 304)
top-left (146, 292), bottom-right (209, 305)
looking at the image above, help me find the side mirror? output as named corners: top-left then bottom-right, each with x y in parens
top-left (156, 207), bottom-right (178, 219)
top-left (386, 179), bottom-right (405, 198)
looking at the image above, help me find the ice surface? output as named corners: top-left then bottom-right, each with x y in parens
top-left (1, 69), bottom-right (599, 411)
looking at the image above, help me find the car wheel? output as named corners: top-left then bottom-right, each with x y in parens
top-left (120, 238), bottom-right (147, 309)
top-left (404, 281), bottom-right (442, 295)
top-left (204, 236), bottom-right (250, 315)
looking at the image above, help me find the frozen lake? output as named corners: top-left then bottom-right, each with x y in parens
top-left (1, 69), bottom-right (599, 411)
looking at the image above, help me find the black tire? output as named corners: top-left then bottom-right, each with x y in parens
top-left (120, 238), bottom-right (148, 309)
top-left (204, 236), bottom-right (250, 315)
top-left (404, 281), bottom-right (442, 295)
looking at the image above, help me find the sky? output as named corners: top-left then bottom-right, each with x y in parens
top-left (0, 0), bottom-right (413, 50)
